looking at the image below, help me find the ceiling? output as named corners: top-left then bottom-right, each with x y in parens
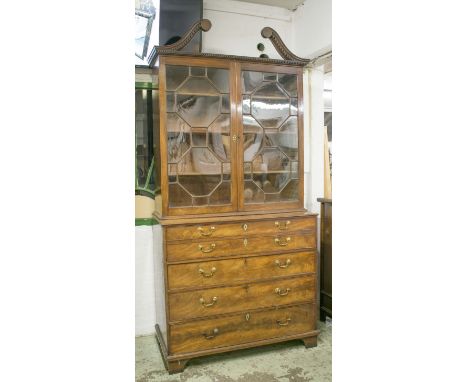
top-left (234, 0), bottom-right (306, 11)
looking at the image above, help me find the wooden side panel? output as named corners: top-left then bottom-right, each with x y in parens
top-left (165, 216), bottom-right (315, 241)
top-left (167, 251), bottom-right (315, 290)
top-left (166, 233), bottom-right (315, 262)
top-left (169, 275), bottom-right (316, 322)
top-left (169, 303), bottom-right (315, 354)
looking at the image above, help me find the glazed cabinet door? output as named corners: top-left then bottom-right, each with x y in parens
top-left (238, 64), bottom-right (304, 211)
top-left (159, 57), bottom-right (238, 216)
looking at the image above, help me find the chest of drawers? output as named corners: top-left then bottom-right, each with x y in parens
top-left (154, 211), bottom-right (319, 373)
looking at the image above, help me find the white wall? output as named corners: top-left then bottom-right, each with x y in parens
top-left (203, 0), bottom-right (292, 59)
top-left (292, 0), bottom-right (332, 58)
top-left (135, 226), bottom-right (156, 335)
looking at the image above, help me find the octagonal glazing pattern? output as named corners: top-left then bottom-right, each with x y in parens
top-left (241, 70), bottom-right (299, 205)
top-left (165, 65), bottom-right (231, 208)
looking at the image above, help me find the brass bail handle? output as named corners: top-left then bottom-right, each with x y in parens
top-left (198, 226), bottom-right (216, 236)
top-left (275, 259), bottom-right (291, 268)
top-left (200, 296), bottom-right (218, 307)
top-left (275, 287), bottom-right (291, 296)
top-left (276, 317), bottom-right (292, 326)
top-left (199, 266), bottom-right (217, 277)
top-left (275, 237), bottom-right (291, 246)
top-left (198, 243), bottom-right (216, 253)
top-left (203, 328), bottom-right (219, 339)
top-left (275, 220), bottom-right (291, 230)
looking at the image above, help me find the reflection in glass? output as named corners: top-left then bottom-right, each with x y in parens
top-left (278, 74), bottom-right (298, 97)
top-left (251, 82), bottom-right (290, 129)
top-left (208, 114), bottom-right (230, 161)
top-left (166, 113), bottom-right (191, 163)
top-left (241, 70), bottom-right (300, 205)
top-left (166, 65), bottom-right (232, 208)
top-left (207, 68), bottom-right (230, 93)
top-left (242, 71), bottom-right (263, 94)
top-left (166, 66), bottom-right (189, 91)
top-left (177, 94), bottom-right (220, 127)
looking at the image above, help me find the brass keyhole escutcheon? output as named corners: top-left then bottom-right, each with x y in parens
top-left (243, 238), bottom-right (248, 247)
top-left (242, 223), bottom-right (248, 231)
top-left (245, 313), bottom-right (250, 321)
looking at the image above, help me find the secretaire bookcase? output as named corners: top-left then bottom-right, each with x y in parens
top-left (150, 19), bottom-right (319, 373)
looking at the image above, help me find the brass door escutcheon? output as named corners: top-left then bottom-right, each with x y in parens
top-left (198, 243), bottom-right (216, 253)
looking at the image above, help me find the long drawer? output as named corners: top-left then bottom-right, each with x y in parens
top-left (167, 251), bottom-right (315, 291)
top-left (165, 217), bottom-right (316, 241)
top-left (166, 233), bottom-right (315, 262)
top-left (169, 275), bottom-right (316, 322)
top-left (169, 303), bottom-right (315, 354)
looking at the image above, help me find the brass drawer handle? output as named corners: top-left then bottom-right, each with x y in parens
top-left (276, 317), bottom-right (292, 326)
top-left (198, 243), bottom-right (216, 253)
top-left (275, 220), bottom-right (291, 230)
top-left (199, 296), bottom-right (218, 307)
top-left (275, 237), bottom-right (291, 246)
top-left (275, 259), bottom-right (291, 268)
top-left (198, 226), bottom-right (216, 236)
top-left (199, 267), bottom-right (217, 277)
top-left (203, 328), bottom-right (219, 339)
top-left (275, 287), bottom-right (291, 296)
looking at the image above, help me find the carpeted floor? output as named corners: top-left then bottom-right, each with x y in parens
top-left (135, 320), bottom-right (331, 382)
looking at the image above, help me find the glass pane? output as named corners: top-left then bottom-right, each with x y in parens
top-left (166, 66), bottom-right (188, 91)
top-left (207, 68), bottom-right (230, 93)
top-left (166, 113), bottom-right (191, 163)
top-left (166, 64), bottom-right (232, 209)
top-left (280, 179), bottom-right (299, 201)
top-left (243, 116), bottom-right (263, 162)
top-left (251, 82), bottom-right (290, 129)
top-left (168, 183), bottom-right (192, 207)
top-left (178, 77), bottom-right (219, 95)
top-left (192, 131), bottom-right (207, 147)
top-left (278, 73), bottom-right (297, 97)
top-left (263, 72), bottom-right (277, 81)
top-left (244, 180), bottom-right (264, 204)
top-left (265, 116), bottom-right (298, 160)
top-left (179, 174), bottom-right (222, 196)
top-left (221, 94), bottom-right (230, 113)
top-left (242, 95), bottom-right (250, 114)
top-left (242, 71), bottom-right (263, 94)
top-left (290, 98), bottom-right (298, 115)
top-left (190, 66), bottom-right (206, 76)
top-left (166, 92), bottom-right (175, 112)
top-left (208, 114), bottom-right (230, 161)
top-left (176, 94), bottom-right (220, 127)
top-left (210, 181), bottom-right (231, 205)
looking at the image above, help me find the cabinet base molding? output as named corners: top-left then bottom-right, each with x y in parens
top-left (156, 324), bottom-right (319, 374)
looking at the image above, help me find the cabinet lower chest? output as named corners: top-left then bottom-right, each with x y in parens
top-left (154, 212), bottom-right (319, 373)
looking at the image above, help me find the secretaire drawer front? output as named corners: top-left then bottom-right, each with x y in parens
top-left (166, 234), bottom-right (316, 262)
top-left (168, 275), bottom-right (316, 322)
top-left (165, 217), bottom-right (316, 241)
top-left (167, 252), bottom-right (315, 290)
top-left (170, 303), bottom-right (315, 354)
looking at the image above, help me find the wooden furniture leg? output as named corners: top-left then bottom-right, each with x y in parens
top-left (302, 336), bottom-right (318, 348)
